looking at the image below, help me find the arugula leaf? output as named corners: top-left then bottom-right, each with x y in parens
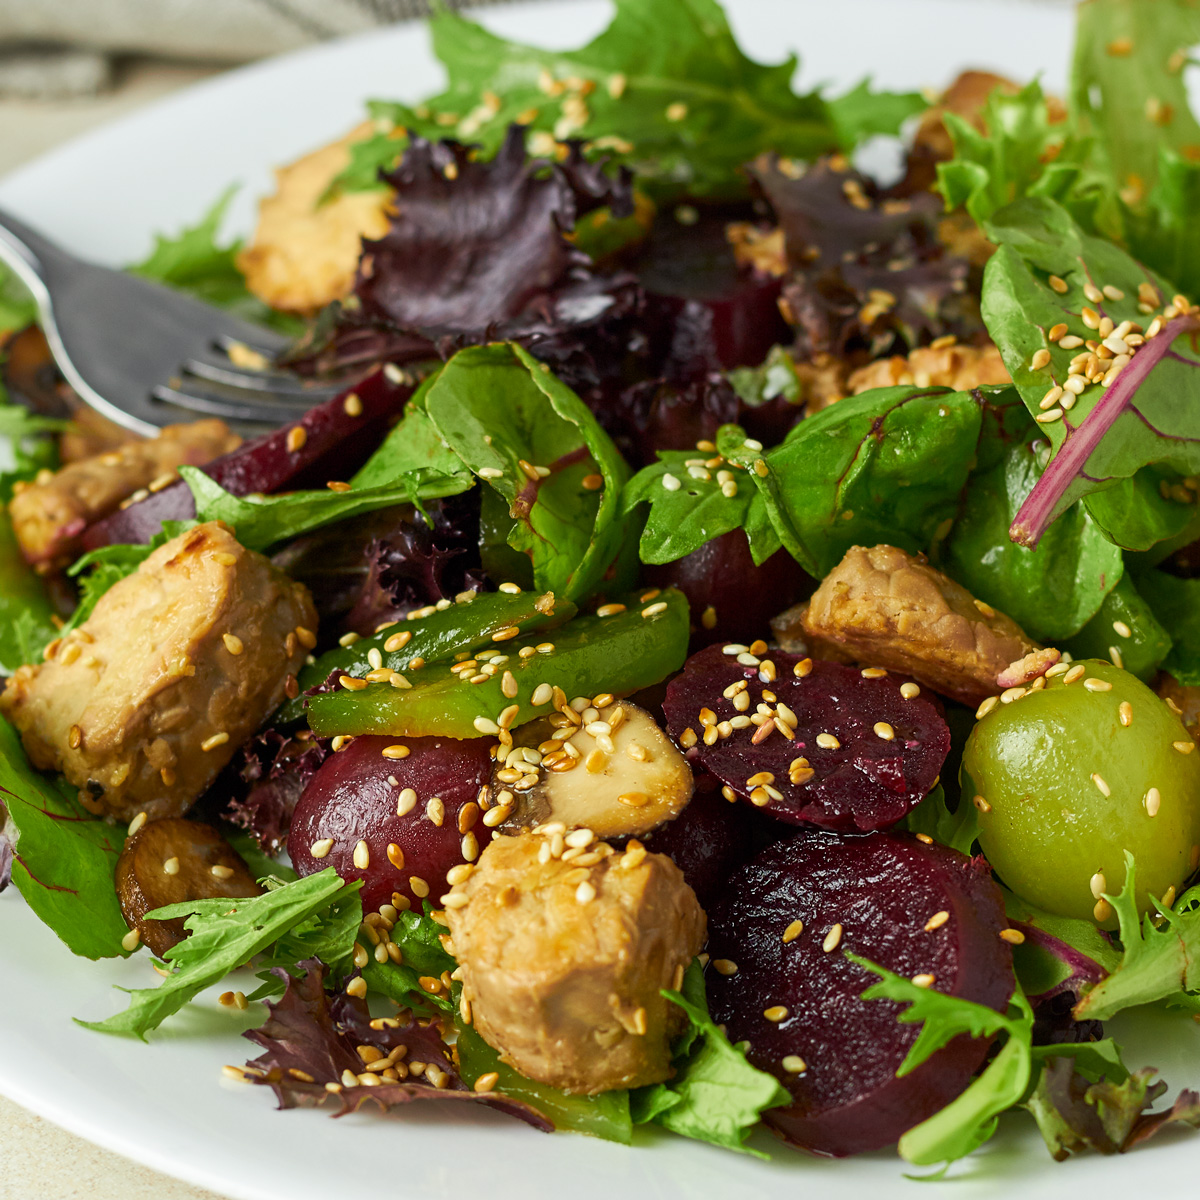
top-left (631, 963), bottom-right (789, 1156)
top-left (130, 188), bottom-right (302, 336)
top-left (77, 869), bottom-right (350, 1039)
top-left (332, 0), bottom-right (855, 203)
top-left (1136, 568), bottom-right (1200, 686)
top-left (980, 197), bottom-right (1200, 548)
top-left (423, 343), bottom-right (634, 601)
top-left (1073, 853), bottom-right (1200, 1022)
top-left (621, 449), bottom-right (779, 566)
top-left (943, 429), bottom-right (1124, 643)
top-left (826, 78), bottom-right (924, 148)
top-left (0, 514), bottom-right (57, 674)
top-left (0, 717), bottom-right (129, 959)
top-left (1063, 572), bottom-right (1172, 681)
top-left (849, 953), bottom-right (1033, 1168)
top-left (178, 464), bottom-right (470, 553)
top-left (252, 880), bottom-right (363, 998)
top-left (937, 80), bottom-right (1098, 230)
top-left (718, 386), bottom-right (984, 578)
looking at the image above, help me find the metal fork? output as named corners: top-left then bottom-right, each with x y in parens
top-left (0, 206), bottom-right (343, 436)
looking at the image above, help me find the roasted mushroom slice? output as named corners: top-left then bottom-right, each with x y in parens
top-left (496, 699), bottom-right (692, 839)
top-left (116, 819), bottom-right (262, 957)
top-left (445, 830), bottom-right (706, 1093)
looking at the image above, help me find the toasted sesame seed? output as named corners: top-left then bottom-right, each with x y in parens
top-left (822, 924), bottom-right (843, 952)
top-left (576, 881), bottom-right (596, 903)
top-left (1089, 871), bottom-right (1107, 899)
top-left (395, 788), bottom-right (417, 817)
top-left (816, 733), bottom-right (840, 750)
top-left (1048, 323), bottom-right (1068, 343)
top-left (1035, 408), bottom-right (1063, 424)
top-left (353, 840), bottom-right (371, 870)
top-left (782, 1055), bottom-right (807, 1073)
top-left (127, 811), bottom-right (148, 837)
top-left (492, 626), bottom-right (520, 642)
top-left (1030, 348), bottom-right (1052, 370)
top-left (1175, 740), bottom-right (1196, 754)
top-left (1119, 701), bottom-right (1133, 726)
top-left (861, 666), bottom-right (888, 679)
top-left (912, 973), bottom-right (936, 989)
top-left (1091, 773), bottom-right (1111, 797)
top-left (1040, 385), bottom-right (1064, 410)
top-left (976, 695), bottom-right (1000, 719)
top-left (662, 473), bottom-right (681, 491)
top-left (642, 601), bottom-right (668, 617)
top-left (339, 675), bottom-right (368, 692)
top-left (346, 977), bottom-right (368, 999)
top-left (163, 857), bottom-right (180, 876)
top-left (873, 721), bottom-right (895, 741)
top-left (462, 832), bottom-right (480, 861)
top-left (410, 876), bottom-right (430, 898)
top-left (924, 911), bottom-right (950, 932)
top-left (997, 928), bottom-right (1025, 946)
top-left (1064, 664), bottom-right (1087, 684)
top-left (343, 393), bottom-right (363, 417)
top-left (712, 958), bottom-right (738, 975)
top-left (1145, 787), bottom-right (1162, 817)
top-left (381, 744), bottom-right (410, 760)
top-left (1049, 275), bottom-right (1069, 294)
top-left (764, 1005), bottom-right (789, 1022)
top-left (1094, 898), bottom-right (1113, 923)
top-left (200, 731), bottom-right (230, 752)
top-left (121, 928), bottom-right (141, 952)
top-left (473, 717), bottom-right (501, 735)
top-left (478, 466), bottom-right (504, 480)
top-left (1001, 686), bottom-right (1027, 704)
top-left (973, 794), bottom-right (992, 814)
top-left (782, 919), bottom-right (804, 943)
top-left (211, 864), bottom-right (234, 881)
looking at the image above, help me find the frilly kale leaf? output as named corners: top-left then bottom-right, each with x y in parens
top-left (1073, 853), bottom-right (1200, 1022)
top-left (76, 869), bottom-right (351, 1039)
top-left (850, 953), bottom-right (1033, 1169)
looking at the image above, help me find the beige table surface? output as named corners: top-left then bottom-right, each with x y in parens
top-left (0, 59), bottom-right (234, 1200)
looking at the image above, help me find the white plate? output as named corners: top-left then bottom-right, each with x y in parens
top-left (6, 2), bottom-right (1200, 1197)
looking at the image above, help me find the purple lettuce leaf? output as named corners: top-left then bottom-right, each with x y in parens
top-left (240, 960), bottom-right (552, 1131)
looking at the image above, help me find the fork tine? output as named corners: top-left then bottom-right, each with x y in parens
top-left (180, 351), bottom-right (345, 401)
top-left (151, 382), bottom-right (316, 424)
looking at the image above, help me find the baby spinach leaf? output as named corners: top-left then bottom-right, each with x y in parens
top-left (1063, 572), bottom-right (1172, 681)
top-left (423, 343), bottom-right (634, 602)
top-left (901, 785), bottom-right (980, 858)
top-left (0, 717), bottom-right (128, 959)
top-left (850, 954), bottom-right (1034, 1168)
top-left (77, 869), bottom-right (350, 1039)
top-left (349, 371), bottom-right (461, 488)
top-left (621, 449), bottom-right (779, 566)
top-left (179, 464), bottom-right (470, 553)
top-left (1072, 854), bottom-right (1200, 1022)
top-left (632, 964), bottom-right (789, 1156)
top-left (943, 433), bottom-right (1123, 643)
top-left (720, 386), bottom-right (984, 578)
top-left (1137, 569), bottom-right (1200, 686)
top-left (332, 0), bottom-right (912, 203)
top-left (981, 197), bottom-right (1200, 548)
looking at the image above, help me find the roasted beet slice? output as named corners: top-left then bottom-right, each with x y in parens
top-left (663, 644), bottom-right (949, 831)
top-left (645, 528), bottom-right (812, 650)
top-left (288, 734), bottom-right (494, 914)
top-left (81, 367), bottom-right (413, 549)
top-left (705, 829), bottom-right (1014, 1156)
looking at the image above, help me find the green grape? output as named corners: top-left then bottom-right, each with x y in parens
top-left (961, 660), bottom-right (1200, 926)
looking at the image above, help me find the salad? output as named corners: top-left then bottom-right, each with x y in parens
top-left (7, 0), bottom-right (1200, 1176)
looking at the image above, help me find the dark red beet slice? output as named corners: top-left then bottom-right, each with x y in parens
top-left (645, 528), bottom-right (812, 650)
top-left (705, 829), bottom-right (1014, 1156)
top-left (288, 734), bottom-right (494, 914)
top-left (81, 367), bottom-right (412, 549)
top-left (663, 643), bottom-right (949, 831)
top-left (633, 773), bottom-right (755, 904)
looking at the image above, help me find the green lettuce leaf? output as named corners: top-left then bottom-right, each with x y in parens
top-left (423, 343), bottom-right (635, 602)
top-left (621, 448), bottom-right (779, 566)
top-left (179, 464), bottom-right (470, 553)
top-left (130, 188), bottom-right (302, 335)
top-left (901, 784), bottom-right (980, 857)
top-left (0, 717), bottom-right (129, 959)
top-left (726, 344), bottom-right (804, 409)
top-left (331, 0), bottom-right (912, 203)
top-left (0, 514), bottom-right (57, 674)
top-left (849, 953), bottom-right (1034, 1168)
top-left (631, 963), bottom-right (789, 1155)
top-left (718, 386), bottom-right (984, 578)
top-left (1073, 853), bottom-right (1200, 1022)
top-left (77, 869), bottom-right (350, 1039)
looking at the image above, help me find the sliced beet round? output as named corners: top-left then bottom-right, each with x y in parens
top-left (705, 829), bottom-right (1014, 1156)
top-left (663, 643), bottom-right (949, 831)
top-left (288, 734), bottom-right (494, 914)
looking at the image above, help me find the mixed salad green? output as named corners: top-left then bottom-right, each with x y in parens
top-left (7, 0), bottom-right (1200, 1178)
